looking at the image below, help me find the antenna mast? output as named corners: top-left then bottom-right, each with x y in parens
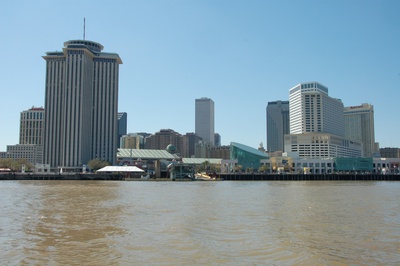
top-left (83, 17), bottom-right (86, 40)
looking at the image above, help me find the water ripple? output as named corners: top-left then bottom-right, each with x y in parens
top-left (0, 180), bottom-right (399, 265)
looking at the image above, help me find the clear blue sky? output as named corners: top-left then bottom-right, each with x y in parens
top-left (1, 0), bottom-right (399, 151)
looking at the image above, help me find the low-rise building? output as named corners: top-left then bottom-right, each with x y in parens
top-left (284, 133), bottom-right (363, 159)
top-left (0, 152), bottom-right (7, 159)
top-left (379, 147), bottom-right (400, 158)
top-left (6, 144), bottom-right (43, 164)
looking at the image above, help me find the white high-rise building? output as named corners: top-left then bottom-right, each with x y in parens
top-left (289, 82), bottom-right (344, 136)
top-left (287, 82), bottom-right (362, 158)
top-left (43, 40), bottom-right (122, 169)
top-left (195, 97), bottom-right (215, 146)
top-left (344, 103), bottom-right (376, 157)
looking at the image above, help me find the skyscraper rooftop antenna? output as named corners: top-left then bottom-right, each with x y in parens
top-left (83, 17), bottom-right (86, 40)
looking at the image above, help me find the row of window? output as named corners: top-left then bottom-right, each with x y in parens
top-left (295, 162), bottom-right (333, 167)
top-left (21, 112), bottom-right (43, 120)
top-left (68, 50), bottom-right (84, 55)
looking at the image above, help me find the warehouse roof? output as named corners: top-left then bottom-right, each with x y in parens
top-left (117, 148), bottom-right (178, 160)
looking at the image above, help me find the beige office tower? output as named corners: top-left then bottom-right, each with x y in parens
top-left (43, 40), bottom-right (122, 169)
top-left (344, 103), bottom-right (376, 157)
top-left (19, 107), bottom-right (44, 146)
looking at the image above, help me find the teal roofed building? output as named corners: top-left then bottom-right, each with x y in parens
top-left (230, 142), bottom-right (269, 171)
top-left (334, 157), bottom-right (373, 172)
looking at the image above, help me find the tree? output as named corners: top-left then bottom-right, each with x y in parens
top-left (235, 164), bottom-right (243, 173)
top-left (196, 160), bottom-right (209, 173)
top-left (0, 158), bottom-right (34, 172)
top-left (246, 167), bottom-right (254, 173)
top-left (259, 164), bottom-right (269, 173)
top-left (87, 159), bottom-right (110, 171)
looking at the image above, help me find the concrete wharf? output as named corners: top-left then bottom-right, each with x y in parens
top-left (1, 173), bottom-right (399, 181)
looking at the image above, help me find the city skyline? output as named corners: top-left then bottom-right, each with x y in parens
top-left (1, 1), bottom-right (400, 151)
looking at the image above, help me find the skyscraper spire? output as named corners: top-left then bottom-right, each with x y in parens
top-left (83, 17), bottom-right (86, 40)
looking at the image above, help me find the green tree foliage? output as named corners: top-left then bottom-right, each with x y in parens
top-left (0, 158), bottom-right (34, 172)
top-left (259, 164), bottom-right (269, 173)
top-left (246, 167), bottom-right (254, 173)
top-left (196, 160), bottom-right (220, 173)
top-left (87, 159), bottom-right (110, 171)
top-left (235, 164), bottom-right (243, 173)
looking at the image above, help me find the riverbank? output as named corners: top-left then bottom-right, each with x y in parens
top-left (1, 172), bottom-right (400, 181)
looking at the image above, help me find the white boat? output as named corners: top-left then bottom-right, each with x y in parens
top-left (124, 172), bottom-right (150, 181)
top-left (141, 173), bottom-right (150, 179)
top-left (194, 172), bottom-right (216, 181)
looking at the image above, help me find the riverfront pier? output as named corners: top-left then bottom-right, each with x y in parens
top-left (0, 173), bottom-right (124, 181)
top-left (1, 173), bottom-right (400, 181)
top-left (218, 173), bottom-right (400, 181)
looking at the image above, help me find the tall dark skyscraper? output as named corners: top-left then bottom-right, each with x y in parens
top-left (182, 132), bottom-right (202, 158)
top-left (266, 101), bottom-right (289, 152)
top-left (43, 40), bottom-right (122, 168)
top-left (118, 112), bottom-right (128, 148)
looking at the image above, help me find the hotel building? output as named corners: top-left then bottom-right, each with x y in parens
top-left (19, 107), bottom-right (44, 146)
top-left (289, 82), bottom-right (344, 136)
top-left (42, 40), bottom-right (122, 169)
top-left (344, 103), bottom-right (376, 157)
top-left (286, 82), bottom-right (362, 158)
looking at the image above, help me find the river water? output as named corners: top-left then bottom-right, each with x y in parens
top-left (1, 180), bottom-right (399, 265)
